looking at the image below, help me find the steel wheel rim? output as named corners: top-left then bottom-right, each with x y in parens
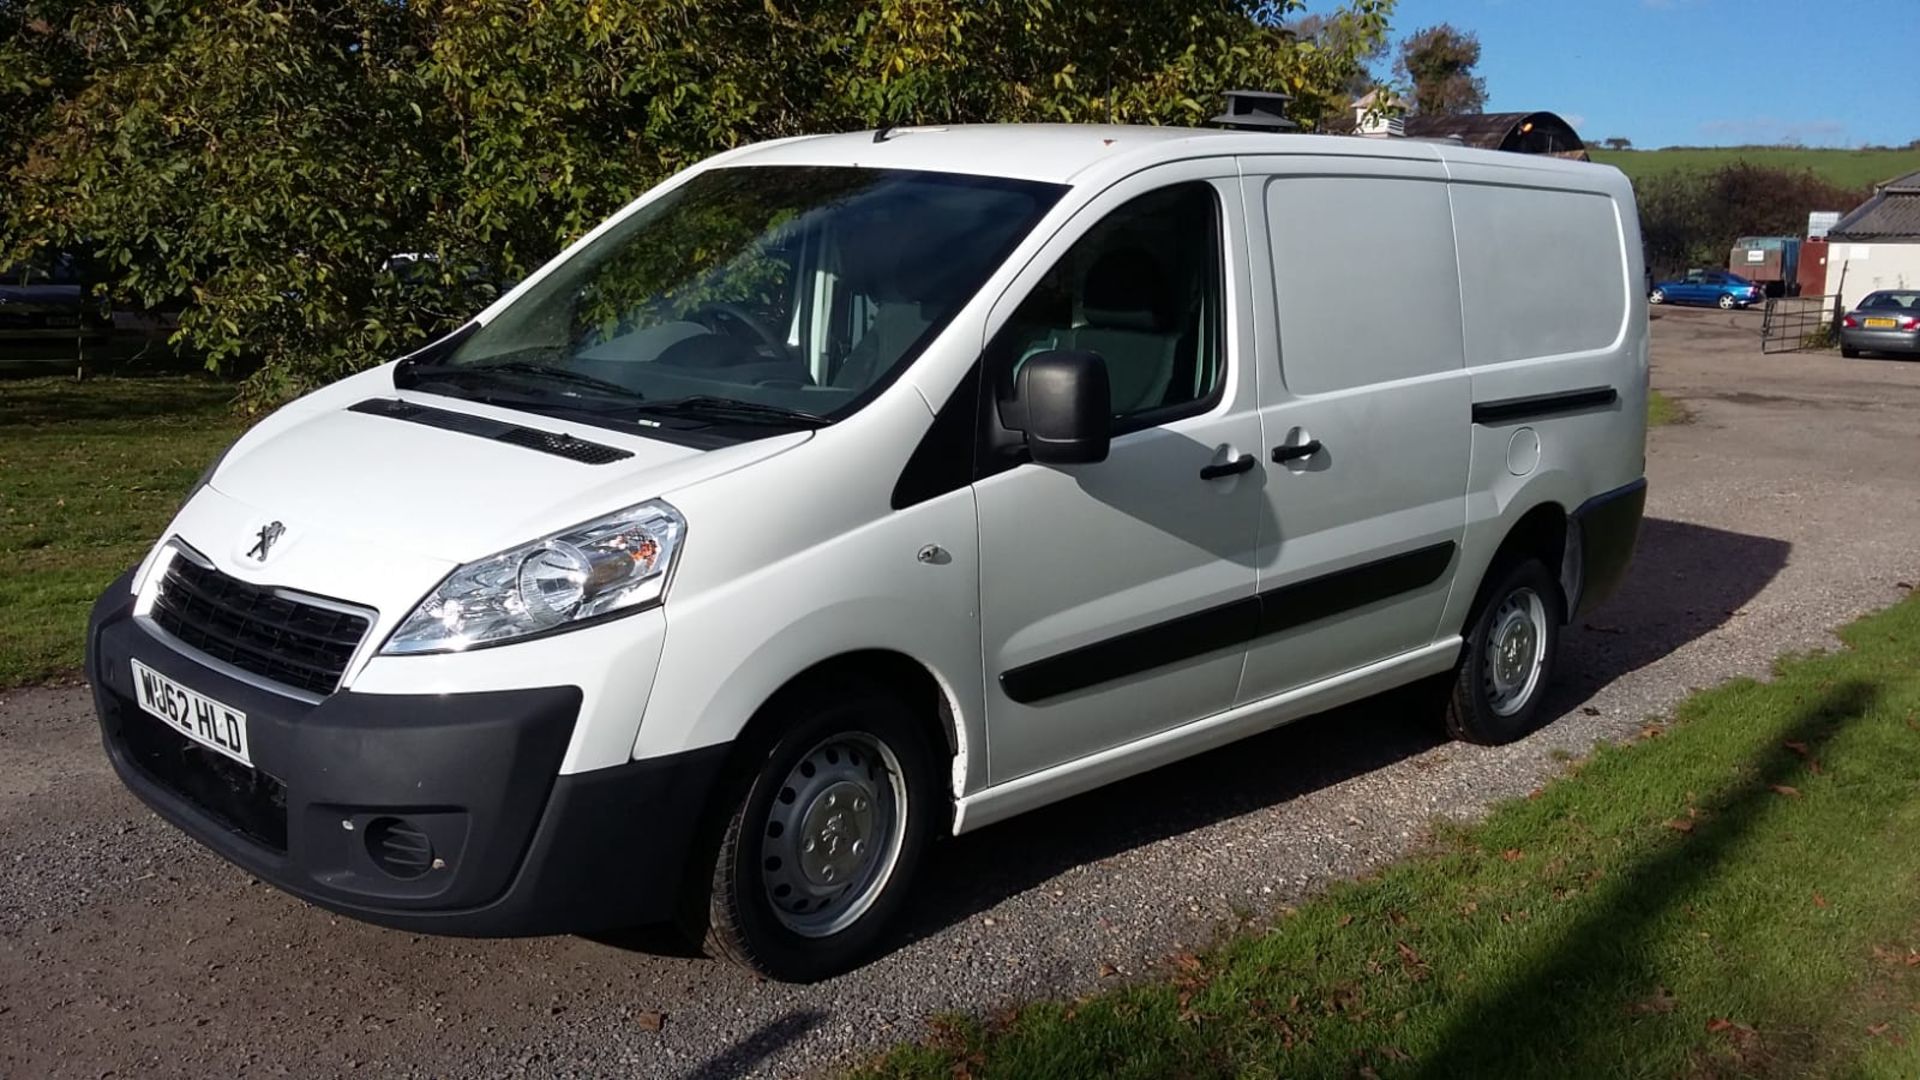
top-left (1719, 294), bottom-right (1735, 309)
top-left (759, 731), bottom-right (907, 938)
top-left (1649, 289), bottom-right (1664, 304)
top-left (1484, 587), bottom-right (1547, 717)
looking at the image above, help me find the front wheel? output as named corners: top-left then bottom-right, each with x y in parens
top-left (1648, 289), bottom-right (1665, 305)
top-left (1718, 293), bottom-right (1737, 310)
top-left (701, 685), bottom-right (938, 982)
top-left (1445, 558), bottom-right (1564, 745)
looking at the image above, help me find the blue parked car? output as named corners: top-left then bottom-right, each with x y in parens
top-left (1649, 269), bottom-right (1765, 310)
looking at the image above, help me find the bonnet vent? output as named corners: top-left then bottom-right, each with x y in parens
top-left (347, 398), bottom-right (633, 465)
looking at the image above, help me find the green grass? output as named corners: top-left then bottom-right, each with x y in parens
top-left (0, 377), bottom-right (244, 687)
top-left (862, 598), bottom-right (1920, 1078)
top-left (1648, 389), bottom-right (1688, 427)
top-left (1590, 146), bottom-right (1920, 190)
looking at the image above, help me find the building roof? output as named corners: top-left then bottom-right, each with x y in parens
top-left (1829, 169), bottom-right (1920, 242)
top-left (1400, 111), bottom-right (1588, 160)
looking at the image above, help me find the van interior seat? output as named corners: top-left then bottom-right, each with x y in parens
top-left (1067, 247), bottom-right (1180, 414)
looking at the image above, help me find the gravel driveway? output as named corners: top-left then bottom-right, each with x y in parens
top-left (5, 308), bottom-right (1919, 1079)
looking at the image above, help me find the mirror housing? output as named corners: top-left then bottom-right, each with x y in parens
top-left (1002, 349), bottom-right (1111, 466)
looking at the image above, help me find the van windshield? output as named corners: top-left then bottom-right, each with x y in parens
top-left (401, 166), bottom-right (1064, 439)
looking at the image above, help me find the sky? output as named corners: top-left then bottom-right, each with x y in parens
top-left (1362, 0), bottom-right (1915, 149)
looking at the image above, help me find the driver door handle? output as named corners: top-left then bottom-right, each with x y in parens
top-left (1199, 454), bottom-right (1257, 481)
top-left (1272, 439), bottom-right (1322, 463)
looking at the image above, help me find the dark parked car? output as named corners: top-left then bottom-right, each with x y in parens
top-left (1648, 269), bottom-right (1765, 310)
top-left (1840, 290), bottom-right (1920, 359)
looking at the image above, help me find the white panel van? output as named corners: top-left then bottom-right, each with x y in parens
top-left (88, 125), bottom-right (1647, 981)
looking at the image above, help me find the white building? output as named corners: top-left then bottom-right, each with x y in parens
top-left (1826, 169), bottom-right (1920, 311)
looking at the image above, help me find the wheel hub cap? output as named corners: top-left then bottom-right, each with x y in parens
top-left (1484, 587), bottom-right (1547, 717)
top-left (797, 782), bottom-right (874, 887)
top-left (759, 733), bottom-right (906, 938)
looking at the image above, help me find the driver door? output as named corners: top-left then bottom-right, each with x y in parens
top-left (973, 163), bottom-right (1265, 785)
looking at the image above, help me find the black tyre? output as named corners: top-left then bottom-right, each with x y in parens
top-left (1840, 345), bottom-right (1860, 359)
top-left (701, 684), bottom-right (938, 982)
top-left (1444, 558), bottom-right (1564, 745)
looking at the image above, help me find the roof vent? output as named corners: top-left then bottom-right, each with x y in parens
top-left (1210, 90), bottom-right (1298, 132)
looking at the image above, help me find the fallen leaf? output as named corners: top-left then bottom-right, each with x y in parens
top-left (634, 1011), bottom-right (665, 1032)
top-left (1581, 705), bottom-right (1601, 716)
top-left (1173, 952), bottom-right (1202, 973)
top-left (1897, 581), bottom-right (1914, 590)
top-left (1337, 914), bottom-right (1355, 927)
top-left (1502, 849), bottom-right (1524, 862)
top-left (1461, 901), bottom-right (1479, 916)
top-left (1785, 740), bottom-right (1825, 773)
top-left (1629, 987), bottom-right (1678, 1015)
top-left (1640, 725), bottom-right (1664, 739)
top-left (1665, 818), bottom-right (1695, 833)
top-left (1868, 1022), bottom-right (1890, 1037)
top-left (1097, 961), bottom-right (1118, 978)
top-left (1814, 893), bottom-right (1830, 909)
top-left (1706, 1018), bottom-right (1735, 1034)
top-left (1772, 784), bottom-right (1802, 798)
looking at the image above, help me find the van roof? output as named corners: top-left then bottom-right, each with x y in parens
top-left (721, 123), bottom-right (1617, 186)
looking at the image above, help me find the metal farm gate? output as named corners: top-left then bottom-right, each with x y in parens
top-left (1760, 295), bottom-right (1842, 354)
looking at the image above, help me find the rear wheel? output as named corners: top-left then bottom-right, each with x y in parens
top-left (700, 685), bottom-right (937, 982)
top-left (1445, 558), bottom-right (1563, 745)
top-left (1717, 293), bottom-right (1737, 310)
top-left (1841, 344), bottom-right (1861, 359)
top-left (1648, 288), bottom-right (1665, 305)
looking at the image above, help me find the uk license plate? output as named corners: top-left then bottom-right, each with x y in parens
top-left (1864, 317), bottom-right (1897, 328)
top-left (130, 658), bottom-right (251, 767)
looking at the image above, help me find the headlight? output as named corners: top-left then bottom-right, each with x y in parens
top-left (382, 499), bottom-right (687, 654)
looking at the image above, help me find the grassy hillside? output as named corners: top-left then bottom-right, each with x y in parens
top-left (1590, 147), bottom-right (1920, 191)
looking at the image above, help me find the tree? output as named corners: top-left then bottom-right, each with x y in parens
top-left (1637, 164), bottom-right (1868, 279)
top-left (1394, 23), bottom-right (1485, 117)
top-left (1, 0), bottom-right (1395, 406)
top-left (1601, 136), bottom-right (1634, 151)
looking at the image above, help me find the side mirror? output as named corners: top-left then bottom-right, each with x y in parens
top-left (1002, 349), bottom-right (1111, 465)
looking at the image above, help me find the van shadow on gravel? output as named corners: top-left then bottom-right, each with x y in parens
top-left (890, 516), bottom-right (1789, 953)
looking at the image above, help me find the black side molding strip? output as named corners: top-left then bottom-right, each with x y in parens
top-left (1472, 386), bottom-right (1618, 426)
top-left (999, 541), bottom-right (1457, 705)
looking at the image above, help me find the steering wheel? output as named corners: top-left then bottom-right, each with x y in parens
top-left (692, 301), bottom-right (787, 357)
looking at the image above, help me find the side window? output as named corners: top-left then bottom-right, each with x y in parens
top-left (1452, 183), bottom-right (1627, 365)
top-left (1266, 174), bottom-right (1464, 395)
top-left (988, 182), bottom-right (1224, 430)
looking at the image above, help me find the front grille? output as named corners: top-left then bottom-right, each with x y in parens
top-left (117, 702), bottom-right (289, 851)
top-left (150, 555), bottom-right (371, 697)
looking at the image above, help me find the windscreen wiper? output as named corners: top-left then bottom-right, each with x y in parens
top-left (631, 395), bottom-right (831, 428)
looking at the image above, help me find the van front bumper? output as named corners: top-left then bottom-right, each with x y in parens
top-left (86, 569), bottom-right (727, 937)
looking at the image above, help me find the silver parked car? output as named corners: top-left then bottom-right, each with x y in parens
top-left (1840, 290), bottom-right (1920, 359)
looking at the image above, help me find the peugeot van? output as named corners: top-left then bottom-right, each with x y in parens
top-left (88, 124), bottom-right (1647, 982)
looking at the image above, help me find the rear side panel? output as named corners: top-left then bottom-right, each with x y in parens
top-left (1437, 154), bottom-right (1647, 632)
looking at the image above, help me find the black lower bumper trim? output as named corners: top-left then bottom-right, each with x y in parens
top-left (1572, 477), bottom-right (1647, 617)
top-left (87, 569), bottom-right (730, 936)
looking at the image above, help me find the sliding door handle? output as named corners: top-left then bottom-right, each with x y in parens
top-left (1271, 439), bottom-right (1322, 464)
top-left (1199, 454), bottom-right (1257, 481)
